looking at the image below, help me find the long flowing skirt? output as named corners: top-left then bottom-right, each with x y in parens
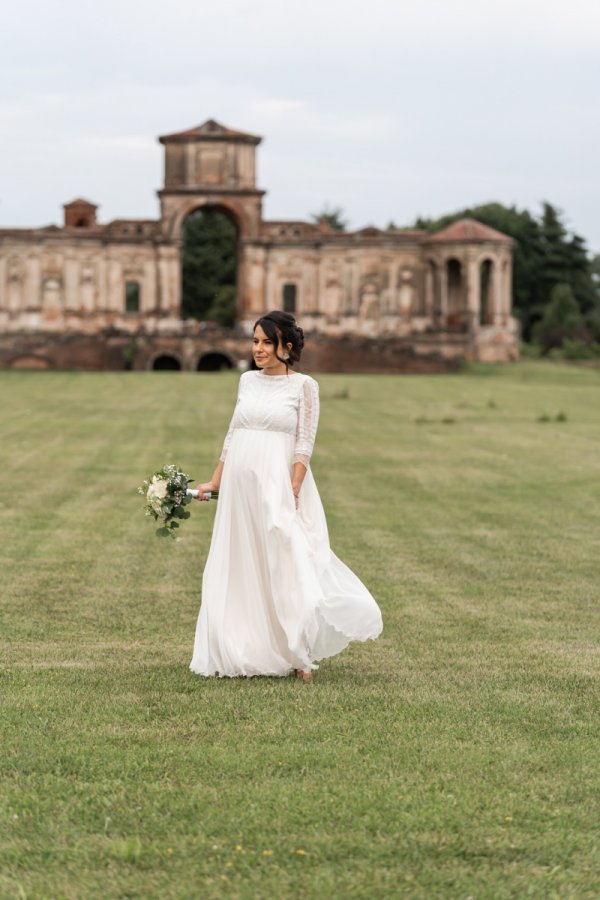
top-left (190, 428), bottom-right (383, 677)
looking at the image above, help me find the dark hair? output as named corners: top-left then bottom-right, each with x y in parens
top-left (254, 310), bottom-right (305, 370)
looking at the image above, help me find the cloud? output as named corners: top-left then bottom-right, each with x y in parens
top-left (250, 99), bottom-right (307, 118)
top-left (78, 135), bottom-right (157, 154)
top-left (1, 0), bottom-right (599, 248)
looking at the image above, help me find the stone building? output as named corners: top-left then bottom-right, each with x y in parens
top-left (0, 119), bottom-right (519, 371)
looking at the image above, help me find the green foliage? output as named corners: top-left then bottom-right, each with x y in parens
top-left (207, 284), bottom-right (237, 327)
top-left (520, 341), bottom-right (542, 358)
top-left (181, 208), bottom-right (237, 326)
top-left (562, 338), bottom-right (596, 360)
top-left (310, 204), bottom-right (348, 231)
top-left (534, 283), bottom-right (584, 352)
top-left (415, 202), bottom-right (599, 342)
top-left (121, 342), bottom-right (137, 367)
top-left (2, 368), bottom-right (600, 897)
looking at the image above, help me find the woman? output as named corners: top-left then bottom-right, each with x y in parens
top-left (190, 311), bottom-right (383, 680)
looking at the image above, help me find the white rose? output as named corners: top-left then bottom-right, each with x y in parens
top-left (147, 479), bottom-right (168, 501)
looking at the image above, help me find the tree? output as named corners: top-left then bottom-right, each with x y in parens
top-left (310, 204), bottom-right (348, 231)
top-left (534, 283), bottom-right (584, 352)
top-left (181, 208), bottom-right (237, 326)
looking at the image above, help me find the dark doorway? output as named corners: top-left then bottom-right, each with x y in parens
top-left (152, 355), bottom-right (181, 371)
top-left (282, 283), bottom-right (297, 313)
top-left (182, 207), bottom-right (238, 327)
top-left (197, 352), bottom-right (234, 372)
top-left (480, 259), bottom-right (494, 325)
top-left (125, 281), bottom-right (140, 313)
top-left (446, 259), bottom-right (464, 327)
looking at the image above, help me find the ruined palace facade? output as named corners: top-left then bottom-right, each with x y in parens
top-left (0, 120), bottom-right (518, 371)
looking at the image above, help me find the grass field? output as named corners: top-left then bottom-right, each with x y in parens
top-left (1, 361), bottom-right (599, 899)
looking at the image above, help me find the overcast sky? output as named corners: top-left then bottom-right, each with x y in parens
top-left (2, 0), bottom-right (599, 250)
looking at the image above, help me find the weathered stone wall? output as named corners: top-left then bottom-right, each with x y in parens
top-left (0, 119), bottom-right (520, 370)
top-left (0, 232), bottom-right (181, 334)
top-left (0, 327), bottom-right (470, 374)
top-left (255, 238), bottom-right (428, 337)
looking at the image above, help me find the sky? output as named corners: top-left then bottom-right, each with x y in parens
top-left (1, 0), bottom-right (599, 251)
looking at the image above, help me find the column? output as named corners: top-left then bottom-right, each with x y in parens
top-left (503, 255), bottom-right (513, 322)
top-left (492, 257), bottom-right (503, 326)
top-left (438, 261), bottom-right (447, 327)
top-left (466, 254), bottom-right (479, 332)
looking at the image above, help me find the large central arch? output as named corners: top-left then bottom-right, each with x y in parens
top-left (181, 205), bottom-right (239, 327)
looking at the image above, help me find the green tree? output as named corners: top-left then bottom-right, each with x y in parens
top-left (181, 208), bottom-right (237, 326)
top-left (587, 255), bottom-right (600, 340)
top-left (534, 283), bottom-right (584, 352)
top-left (310, 204), bottom-right (348, 231)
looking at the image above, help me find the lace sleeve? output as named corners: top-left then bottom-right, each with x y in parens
top-left (219, 376), bottom-right (243, 463)
top-left (293, 377), bottom-right (320, 468)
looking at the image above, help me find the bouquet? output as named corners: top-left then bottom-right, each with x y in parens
top-left (138, 464), bottom-right (216, 539)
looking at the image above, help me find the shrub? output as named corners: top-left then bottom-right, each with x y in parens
top-left (534, 283), bottom-right (585, 353)
top-left (562, 339), bottom-right (594, 360)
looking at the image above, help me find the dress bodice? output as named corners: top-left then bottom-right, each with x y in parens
top-left (220, 370), bottom-right (320, 468)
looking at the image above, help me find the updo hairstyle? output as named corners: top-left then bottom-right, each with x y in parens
top-left (254, 310), bottom-right (305, 369)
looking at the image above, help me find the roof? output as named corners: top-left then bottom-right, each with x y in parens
top-left (425, 218), bottom-right (513, 244)
top-left (63, 198), bottom-right (98, 209)
top-left (159, 119), bottom-right (262, 145)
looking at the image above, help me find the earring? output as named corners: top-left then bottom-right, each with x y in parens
top-left (283, 353), bottom-right (290, 360)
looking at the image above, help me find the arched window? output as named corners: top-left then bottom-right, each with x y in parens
top-left (282, 283), bottom-right (297, 314)
top-left (479, 259), bottom-right (494, 325)
top-left (125, 281), bottom-right (140, 313)
top-left (446, 259), bottom-right (464, 326)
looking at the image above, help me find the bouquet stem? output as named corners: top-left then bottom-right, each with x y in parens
top-left (186, 489), bottom-right (219, 500)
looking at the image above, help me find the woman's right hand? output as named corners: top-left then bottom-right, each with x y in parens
top-left (195, 481), bottom-right (216, 501)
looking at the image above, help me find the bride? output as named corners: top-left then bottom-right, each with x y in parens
top-left (190, 310), bottom-right (383, 680)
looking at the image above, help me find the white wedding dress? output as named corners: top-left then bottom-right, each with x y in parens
top-left (190, 369), bottom-right (383, 677)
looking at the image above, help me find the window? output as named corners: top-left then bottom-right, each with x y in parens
top-left (125, 281), bottom-right (140, 313)
top-left (282, 283), bottom-right (297, 314)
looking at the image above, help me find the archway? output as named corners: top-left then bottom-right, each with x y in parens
top-left (181, 206), bottom-right (238, 327)
top-left (197, 352), bottom-right (234, 372)
top-left (480, 259), bottom-right (494, 325)
top-left (446, 259), bottom-right (464, 326)
top-left (152, 354), bottom-right (181, 371)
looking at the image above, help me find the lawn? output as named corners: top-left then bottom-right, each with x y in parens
top-left (1, 361), bottom-right (599, 899)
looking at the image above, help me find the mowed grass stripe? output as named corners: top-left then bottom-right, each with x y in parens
top-left (0, 362), bottom-right (599, 899)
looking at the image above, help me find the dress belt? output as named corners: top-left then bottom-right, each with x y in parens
top-left (234, 425), bottom-right (294, 436)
